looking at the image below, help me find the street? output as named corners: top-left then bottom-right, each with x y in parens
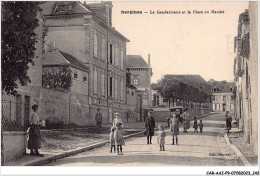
top-left (44, 113), bottom-right (240, 166)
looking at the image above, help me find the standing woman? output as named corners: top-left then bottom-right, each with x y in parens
top-left (170, 110), bottom-right (180, 145)
top-left (145, 111), bottom-right (155, 144)
top-left (225, 111), bottom-right (232, 133)
top-left (28, 104), bottom-right (45, 157)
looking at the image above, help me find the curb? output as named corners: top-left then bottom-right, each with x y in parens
top-left (224, 133), bottom-right (252, 166)
top-left (19, 131), bottom-right (144, 166)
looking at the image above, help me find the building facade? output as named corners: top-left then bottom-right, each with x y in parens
top-left (126, 54), bottom-right (153, 109)
top-left (208, 80), bottom-right (235, 112)
top-left (233, 3), bottom-right (258, 154)
top-left (41, 1), bottom-right (129, 124)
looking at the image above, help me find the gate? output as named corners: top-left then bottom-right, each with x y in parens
top-left (24, 96), bottom-right (30, 131)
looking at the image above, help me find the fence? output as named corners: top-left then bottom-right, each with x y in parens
top-left (2, 100), bottom-right (27, 132)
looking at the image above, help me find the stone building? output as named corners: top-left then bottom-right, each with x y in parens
top-left (42, 49), bottom-right (90, 126)
top-left (126, 54), bottom-right (153, 109)
top-left (41, 1), bottom-right (129, 124)
top-left (233, 2), bottom-right (258, 154)
top-left (208, 80), bottom-right (235, 112)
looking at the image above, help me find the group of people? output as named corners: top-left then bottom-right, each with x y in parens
top-left (109, 112), bottom-right (125, 155)
top-left (28, 105), bottom-right (233, 157)
top-left (144, 108), bottom-right (204, 151)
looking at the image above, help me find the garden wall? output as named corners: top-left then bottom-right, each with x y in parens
top-left (41, 88), bottom-right (90, 127)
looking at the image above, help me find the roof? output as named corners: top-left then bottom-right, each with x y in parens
top-left (208, 81), bottom-right (236, 93)
top-left (126, 82), bottom-right (137, 90)
top-left (164, 74), bottom-right (211, 94)
top-left (42, 50), bottom-right (89, 72)
top-left (126, 55), bottom-right (149, 68)
top-left (41, 2), bottom-right (129, 42)
top-left (41, 2), bottom-right (91, 16)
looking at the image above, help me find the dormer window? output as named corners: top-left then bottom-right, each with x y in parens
top-left (212, 88), bottom-right (219, 92)
top-left (54, 2), bottom-right (73, 14)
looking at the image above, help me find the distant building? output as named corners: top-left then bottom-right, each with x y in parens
top-left (126, 54), bottom-right (153, 109)
top-left (208, 80), bottom-right (235, 112)
top-left (41, 1), bottom-right (129, 124)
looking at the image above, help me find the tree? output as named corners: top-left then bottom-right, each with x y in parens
top-left (155, 76), bottom-right (209, 105)
top-left (1, 2), bottom-right (42, 96)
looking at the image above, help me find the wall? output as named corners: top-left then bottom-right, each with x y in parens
top-left (126, 87), bottom-right (140, 122)
top-left (41, 88), bottom-right (91, 126)
top-left (45, 26), bottom-right (85, 63)
top-left (3, 132), bottom-right (27, 163)
top-left (70, 67), bottom-right (89, 95)
top-left (249, 1), bottom-right (258, 155)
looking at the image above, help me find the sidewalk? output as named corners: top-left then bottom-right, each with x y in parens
top-left (5, 130), bottom-right (144, 166)
top-left (4, 112), bottom-right (217, 166)
top-left (226, 127), bottom-right (258, 166)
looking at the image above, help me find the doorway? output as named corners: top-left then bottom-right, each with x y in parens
top-left (223, 103), bottom-right (226, 112)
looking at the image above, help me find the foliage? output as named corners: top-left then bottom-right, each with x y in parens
top-left (2, 1), bottom-right (43, 96)
top-left (42, 66), bottom-right (72, 91)
top-left (155, 75), bottom-right (209, 103)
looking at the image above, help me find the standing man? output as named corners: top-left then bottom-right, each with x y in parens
top-left (225, 111), bottom-right (232, 133)
top-left (145, 111), bottom-right (155, 144)
top-left (170, 110), bottom-right (180, 145)
top-left (183, 108), bottom-right (190, 133)
top-left (95, 108), bottom-right (103, 131)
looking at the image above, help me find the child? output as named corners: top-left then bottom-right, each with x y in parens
top-left (198, 120), bottom-right (203, 133)
top-left (193, 117), bottom-right (198, 133)
top-left (114, 122), bottom-right (125, 155)
top-left (109, 127), bottom-right (116, 153)
top-left (157, 124), bottom-right (166, 151)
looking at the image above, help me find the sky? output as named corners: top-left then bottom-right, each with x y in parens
top-left (111, 1), bottom-right (249, 83)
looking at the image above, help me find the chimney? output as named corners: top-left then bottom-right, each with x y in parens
top-left (86, 2), bottom-right (113, 26)
top-left (148, 54), bottom-right (151, 66)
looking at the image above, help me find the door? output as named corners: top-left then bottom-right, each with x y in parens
top-left (223, 103), bottom-right (226, 112)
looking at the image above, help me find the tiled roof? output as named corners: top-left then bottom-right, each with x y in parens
top-left (208, 81), bottom-right (235, 93)
top-left (42, 50), bottom-right (89, 72)
top-left (41, 2), bottom-right (91, 16)
top-left (126, 55), bottom-right (149, 68)
top-left (126, 82), bottom-right (137, 90)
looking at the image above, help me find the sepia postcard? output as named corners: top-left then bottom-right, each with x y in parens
top-left (1, 0), bottom-right (259, 176)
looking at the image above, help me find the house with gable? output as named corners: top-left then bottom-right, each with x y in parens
top-left (41, 1), bottom-right (130, 124)
top-left (41, 49), bottom-right (90, 126)
top-left (126, 54), bottom-right (153, 109)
